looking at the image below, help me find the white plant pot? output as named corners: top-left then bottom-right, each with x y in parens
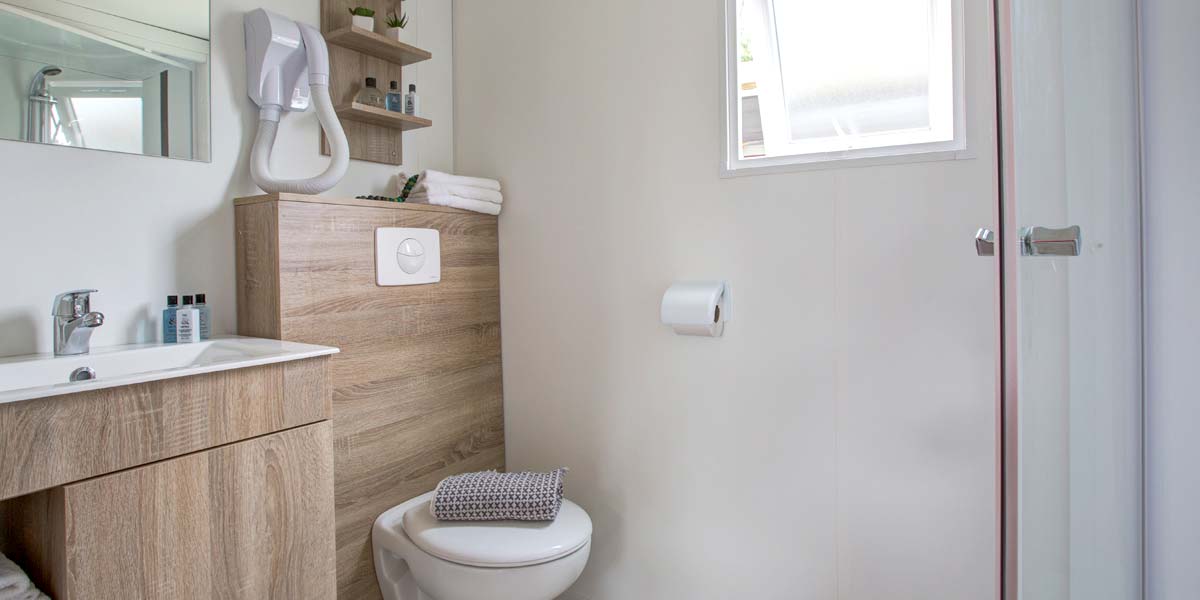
top-left (351, 14), bottom-right (375, 32)
top-left (386, 26), bottom-right (415, 45)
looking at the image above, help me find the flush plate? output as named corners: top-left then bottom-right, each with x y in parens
top-left (375, 228), bottom-right (440, 286)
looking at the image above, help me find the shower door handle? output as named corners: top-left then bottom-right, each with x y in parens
top-left (975, 228), bottom-right (995, 256)
top-left (1021, 225), bottom-right (1082, 256)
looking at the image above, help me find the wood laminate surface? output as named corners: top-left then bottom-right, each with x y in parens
top-left (235, 196), bottom-right (504, 599)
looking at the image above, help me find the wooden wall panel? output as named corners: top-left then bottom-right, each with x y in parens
top-left (322, 46), bottom-right (407, 164)
top-left (235, 200), bottom-right (281, 340)
top-left (0, 357), bottom-right (331, 501)
top-left (234, 195), bottom-right (505, 600)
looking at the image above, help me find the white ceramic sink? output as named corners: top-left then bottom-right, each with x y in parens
top-left (0, 336), bottom-right (339, 404)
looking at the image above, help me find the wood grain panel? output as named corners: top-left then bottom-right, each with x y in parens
top-left (279, 267), bottom-right (500, 320)
top-left (0, 489), bottom-right (57, 594)
top-left (283, 297), bottom-right (501, 358)
top-left (325, 27), bottom-right (432, 66)
top-left (235, 200), bottom-right (281, 340)
top-left (274, 200), bottom-right (497, 274)
top-left (235, 193), bottom-right (472, 214)
top-left (234, 196), bottom-right (504, 600)
top-left (54, 422), bottom-right (335, 600)
top-left (0, 358), bottom-right (331, 501)
top-left (337, 102), bottom-right (433, 130)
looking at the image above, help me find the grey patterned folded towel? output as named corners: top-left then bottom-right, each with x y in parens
top-left (431, 468), bottom-right (567, 521)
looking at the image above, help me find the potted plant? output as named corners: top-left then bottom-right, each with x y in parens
top-left (348, 7), bottom-right (376, 32)
top-left (384, 7), bottom-right (411, 44)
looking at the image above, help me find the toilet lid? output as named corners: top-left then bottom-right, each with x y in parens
top-left (401, 495), bottom-right (592, 568)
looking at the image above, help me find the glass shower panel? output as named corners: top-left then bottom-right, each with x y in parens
top-left (1006, 0), bottom-right (1143, 598)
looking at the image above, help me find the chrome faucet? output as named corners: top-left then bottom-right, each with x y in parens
top-left (52, 289), bottom-right (104, 356)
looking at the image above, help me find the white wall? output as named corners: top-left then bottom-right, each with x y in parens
top-left (454, 1), bottom-right (998, 598)
top-left (0, 0), bottom-right (453, 357)
top-left (1143, 0), bottom-right (1200, 598)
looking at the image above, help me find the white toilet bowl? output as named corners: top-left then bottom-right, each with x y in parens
top-left (373, 491), bottom-right (592, 600)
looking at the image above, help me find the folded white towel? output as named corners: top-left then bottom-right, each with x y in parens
top-left (0, 554), bottom-right (30, 596)
top-left (413, 182), bottom-right (503, 204)
top-left (0, 554), bottom-right (47, 600)
top-left (420, 169), bottom-right (501, 192)
top-left (408, 193), bottom-right (501, 216)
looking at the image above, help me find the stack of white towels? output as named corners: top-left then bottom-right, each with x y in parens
top-left (0, 554), bottom-right (48, 600)
top-left (406, 170), bottom-right (503, 216)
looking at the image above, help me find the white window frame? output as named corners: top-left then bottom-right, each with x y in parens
top-left (722, 0), bottom-right (970, 176)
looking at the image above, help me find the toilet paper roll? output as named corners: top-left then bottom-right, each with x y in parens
top-left (660, 281), bottom-right (729, 337)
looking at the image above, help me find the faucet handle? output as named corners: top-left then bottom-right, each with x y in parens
top-left (52, 289), bottom-right (97, 318)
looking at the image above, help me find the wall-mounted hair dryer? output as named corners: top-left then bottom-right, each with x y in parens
top-left (244, 9), bottom-right (349, 195)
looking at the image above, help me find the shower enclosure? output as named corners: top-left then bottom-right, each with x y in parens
top-left (995, 0), bottom-right (1144, 598)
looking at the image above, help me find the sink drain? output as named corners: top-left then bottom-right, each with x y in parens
top-left (69, 367), bottom-right (96, 382)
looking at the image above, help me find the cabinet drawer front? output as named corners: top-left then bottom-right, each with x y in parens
top-left (57, 422), bottom-right (336, 599)
top-left (0, 357), bottom-right (331, 501)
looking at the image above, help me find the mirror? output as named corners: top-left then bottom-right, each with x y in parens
top-left (0, 0), bottom-right (209, 161)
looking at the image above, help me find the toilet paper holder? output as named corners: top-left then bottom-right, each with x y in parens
top-left (660, 281), bottom-right (731, 337)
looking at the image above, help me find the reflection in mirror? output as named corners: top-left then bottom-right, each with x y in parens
top-left (0, 0), bottom-right (210, 161)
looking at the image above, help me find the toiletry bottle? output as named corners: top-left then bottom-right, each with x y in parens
top-left (404, 84), bottom-right (419, 115)
top-left (176, 295), bottom-right (200, 344)
top-left (195, 293), bottom-right (211, 340)
top-left (355, 77), bottom-right (386, 109)
top-left (162, 295), bottom-right (179, 343)
top-left (386, 81), bottom-right (403, 112)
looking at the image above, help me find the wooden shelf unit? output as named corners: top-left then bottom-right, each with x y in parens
top-left (321, 0), bottom-right (434, 166)
top-left (336, 102), bottom-right (433, 131)
top-left (325, 26), bottom-right (432, 66)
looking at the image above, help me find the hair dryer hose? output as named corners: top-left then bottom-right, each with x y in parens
top-left (250, 84), bottom-right (349, 195)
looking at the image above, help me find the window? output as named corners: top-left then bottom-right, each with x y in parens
top-left (725, 0), bottom-right (964, 173)
top-left (44, 80), bottom-right (146, 154)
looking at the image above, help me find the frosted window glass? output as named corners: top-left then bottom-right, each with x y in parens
top-left (774, 0), bottom-right (934, 140)
top-left (730, 0), bottom-right (958, 167)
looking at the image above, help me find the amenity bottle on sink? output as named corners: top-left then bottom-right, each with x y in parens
top-left (162, 295), bottom-right (179, 343)
top-left (195, 293), bottom-right (211, 340)
top-left (176, 296), bottom-right (200, 344)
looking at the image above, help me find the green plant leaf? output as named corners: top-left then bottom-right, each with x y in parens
top-left (385, 9), bottom-right (406, 27)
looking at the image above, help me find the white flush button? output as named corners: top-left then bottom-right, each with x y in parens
top-left (397, 238), bottom-right (425, 274)
top-left (376, 228), bottom-right (440, 286)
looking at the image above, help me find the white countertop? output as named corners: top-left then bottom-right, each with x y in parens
top-left (0, 336), bottom-right (339, 405)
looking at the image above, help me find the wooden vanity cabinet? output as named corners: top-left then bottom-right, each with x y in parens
top-left (4, 422), bottom-right (335, 600)
top-left (0, 355), bottom-right (338, 599)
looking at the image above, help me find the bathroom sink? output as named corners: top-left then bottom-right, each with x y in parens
top-left (0, 336), bottom-right (338, 404)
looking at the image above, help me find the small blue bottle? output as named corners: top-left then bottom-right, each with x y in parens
top-left (195, 293), bottom-right (212, 340)
top-left (162, 295), bottom-right (179, 343)
top-left (386, 80), bottom-right (403, 112)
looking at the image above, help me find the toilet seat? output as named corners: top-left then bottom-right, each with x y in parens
top-left (401, 497), bottom-right (592, 568)
top-left (374, 491), bottom-right (593, 600)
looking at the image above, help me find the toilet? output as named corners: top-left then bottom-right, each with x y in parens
top-left (373, 491), bottom-right (593, 600)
